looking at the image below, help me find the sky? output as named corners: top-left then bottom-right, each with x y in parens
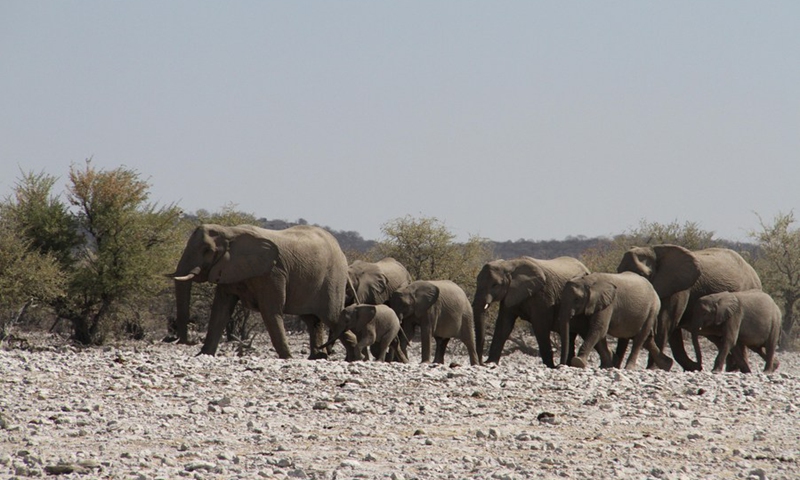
top-left (1, 2), bottom-right (799, 243)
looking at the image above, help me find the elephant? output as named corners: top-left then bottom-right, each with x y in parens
top-left (690, 290), bottom-right (781, 373)
top-left (346, 258), bottom-right (412, 306)
top-left (167, 224), bottom-right (354, 359)
top-left (557, 272), bottom-right (674, 370)
top-left (390, 280), bottom-right (481, 366)
top-left (320, 304), bottom-right (408, 362)
top-left (473, 256), bottom-right (591, 367)
top-left (617, 245), bottom-right (762, 371)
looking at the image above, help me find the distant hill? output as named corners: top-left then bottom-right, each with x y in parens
top-left (253, 218), bottom-right (758, 261)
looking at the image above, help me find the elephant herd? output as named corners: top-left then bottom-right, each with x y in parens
top-left (168, 224), bottom-right (781, 373)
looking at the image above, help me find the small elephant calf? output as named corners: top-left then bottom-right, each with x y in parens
top-left (321, 304), bottom-right (407, 362)
top-left (692, 290), bottom-right (781, 373)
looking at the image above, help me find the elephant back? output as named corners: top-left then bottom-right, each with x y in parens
top-left (532, 257), bottom-right (591, 307)
top-left (690, 248), bottom-right (762, 301)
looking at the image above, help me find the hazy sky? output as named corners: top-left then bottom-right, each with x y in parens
top-left (2, 2), bottom-right (798, 242)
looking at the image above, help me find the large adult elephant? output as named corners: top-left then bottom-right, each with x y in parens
top-left (617, 245), bottom-right (762, 371)
top-left (346, 258), bottom-right (412, 306)
top-left (167, 224), bottom-right (353, 359)
top-left (473, 256), bottom-right (591, 367)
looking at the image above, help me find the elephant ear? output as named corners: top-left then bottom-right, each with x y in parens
top-left (505, 260), bottom-right (546, 307)
top-left (714, 293), bottom-right (740, 326)
top-left (356, 305), bottom-right (378, 328)
top-left (651, 245), bottom-right (701, 299)
top-left (413, 282), bottom-right (440, 318)
top-left (209, 234), bottom-right (278, 284)
top-left (363, 272), bottom-right (390, 305)
top-left (585, 281), bottom-right (617, 315)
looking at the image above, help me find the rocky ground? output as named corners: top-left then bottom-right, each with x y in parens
top-left (1, 331), bottom-right (798, 480)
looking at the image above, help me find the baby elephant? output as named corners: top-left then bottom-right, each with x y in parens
top-left (321, 304), bottom-right (408, 362)
top-left (390, 280), bottom-right (481, 366)
top-left (692, 290), bottom-right (781, 373)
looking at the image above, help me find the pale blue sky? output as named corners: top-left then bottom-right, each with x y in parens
top-left (2, 2), bottom-right (798, 242)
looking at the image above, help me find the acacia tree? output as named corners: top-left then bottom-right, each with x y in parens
top-left (750, 212), bottom-right (800, 349)
top-left (0, 213), bottom-right (66, 339)
top-left (4, 162), bottom-right (183, 344)
top-left (372, 215), bottom-right (492, 294)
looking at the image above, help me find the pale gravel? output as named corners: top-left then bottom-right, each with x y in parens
top-left (1, 332), bottom-right (798, 479)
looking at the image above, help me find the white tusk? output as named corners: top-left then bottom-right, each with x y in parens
top-left (172, 273), bottom-right (196, 282)
top-left (484, 303), bottom-right (490, 311)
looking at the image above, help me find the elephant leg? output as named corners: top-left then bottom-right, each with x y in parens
top-left (356, 330), bottom-right (376, 359)
top-left (759, 344), bottom-right (778, 373)
top-left (728, 344), bottom-right (751, 373)
top-left (371, 334), bottom-right (394, 362)
top-left (692, 332), bottom-right (703, 370)
top-left (712, 327), bottom-right (739, 373)
top-left (300, 314), bottom-right (328, 360)
top-left (533, 321), bottom-right (556, 368)
top-left (668, 328), bottom-right (701, 371)
top-left (624, 325), bottom-right (654, 370)
top-left (642, 335), bottom-right (674, 371)
top-left (200, 288), bottom-right (239, 355)
top-left (572, 310), bottom-right (611, 368)
top-left (420, 317), bottom-right (433, 363)
top-left (434, 337), bottom-right (449, 364)
top-left (594, 338), bottom-right (614, 369)
top-left (613, 338), bottom-right (628, 369)
top-left (485, 306), bottom-right (516, 364)
top-left (391, 338), bottom-right (409, 363)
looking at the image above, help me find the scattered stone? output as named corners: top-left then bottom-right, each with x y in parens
top-left (537, 412), bottom-right (557, 424)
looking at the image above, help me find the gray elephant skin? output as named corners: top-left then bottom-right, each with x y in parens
top-left (617, 245), bottom-right (762, 371)
top-left (473, 256), bottom-right (590, 367)
top-left (691, 290), bottom-right (781, 373)
top-left (391, 280), bottom-right (481, 366)
top-left (321, 304), bottom-right (408, 362)
top-left (168, 224), bottom-right (352, 359)
top-left (558, 272), bottom-right (674, 370)
top-left (346, 258), bottom-right (412, 306)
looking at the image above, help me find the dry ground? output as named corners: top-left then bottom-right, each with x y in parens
top-left (1, 330), bottom-right (798, 479)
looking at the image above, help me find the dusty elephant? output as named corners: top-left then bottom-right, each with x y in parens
top-left (558, 272), bottom-right (674, 370)
top-left (691, 290), bottom-right (781, 373)
top-left (346, 258), bottom-right (412, 306)
top-left (167, 224), bottom-right (354, 359)
top-left (321, 304), bottom-right (408, 362)
top-left (473, 256), bottom-right (590, 367)
top-left (390, 280), bottom-right (481, 366)
top-left (617, 245), bottom-right (762, 371)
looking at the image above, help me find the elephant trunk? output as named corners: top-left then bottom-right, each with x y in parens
top-left (472, 293), bottom-right (492, 358)
top-left (320, 321), bottom-right (348, 351)
top-left (174, 279), bottom-right (192, 344)
top-left (557, 306), bottom-right (575, 366)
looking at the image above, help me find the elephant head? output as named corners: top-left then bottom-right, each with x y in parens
top-left (166, 224), bottom-right (279, 343)
top-left (346, 260), bottom-right (390, 306)
top-left (557, 277), bottom-right (617, 365)
top-left (321, 304), bottom-right (379, 350)
top-left (472, 258), bottom-right (547, 354)
top-left (617, 245), bottom-right (701, 299)
top-left (390, 281), bottom-right (440, 322)
top-left (691, 292), bottom-right (741, 332)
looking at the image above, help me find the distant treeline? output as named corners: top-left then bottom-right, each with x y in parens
top-left (244, 218), bottom-right (760, 261)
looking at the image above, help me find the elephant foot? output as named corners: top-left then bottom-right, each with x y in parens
top-left (570, 357), bottom-right (587, 369)
top-left (308, 351), bottom-right (329, 360)
top-left (680, 360), bottom-right (702, 372)
top-left (654, 355), bottom-right (674, 371)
